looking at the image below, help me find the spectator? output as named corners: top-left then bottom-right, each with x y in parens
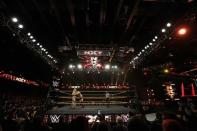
top-left (70, 116), bottom-right (90, 131)
top-left (162, 119), bottom-right (184, 131)
top-left (127, 116), bottom-right (149, 131)
top-left (112, 116), bottom-right (127, 131)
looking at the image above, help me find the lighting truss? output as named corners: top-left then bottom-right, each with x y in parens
top-left (0, 13), bottom-right (58, 70)
top-left (130, 22), bottom-right (174, 67)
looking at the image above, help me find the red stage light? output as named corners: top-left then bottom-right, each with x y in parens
top-left (178, 28), bottom-right (187, 35)
top-left (176, 25), bottom-right (190, 37)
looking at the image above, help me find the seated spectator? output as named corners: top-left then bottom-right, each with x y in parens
top-left (70, 116), bottom-right (90, 131)
top-left (127, 116), bottom-right (149, 131)
top-left (162, 119), bottom-right (184, 131)
top-left (112, 116), bottom-right (127, 131)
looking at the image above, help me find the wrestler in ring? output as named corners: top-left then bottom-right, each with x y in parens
top-left (72, 88), bottom-right (84, 108)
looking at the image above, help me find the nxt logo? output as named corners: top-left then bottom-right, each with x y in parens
top-left (50, 115), bottom-right (60, 123)
top-left (84, 51), bottom-right (102, 56)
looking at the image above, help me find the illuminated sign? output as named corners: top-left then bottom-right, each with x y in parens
top-left (84, 51), bottom-right (102, 56)
top-left (0, 73), bottom-right (39, 86)
top-left (77, 50), bottom-right (111, 56)
top-left (50, 115), bottom-right (60, 123)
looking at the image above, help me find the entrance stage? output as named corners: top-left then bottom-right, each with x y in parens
top-left (47, 105), bottom-right (135, 115)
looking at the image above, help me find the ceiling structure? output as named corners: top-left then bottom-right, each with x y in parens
top-left (0, 0), bottom-right (197, 85)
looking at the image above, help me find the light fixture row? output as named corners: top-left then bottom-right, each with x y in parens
top-left (130, 22), bottom-right (172, 65)
top-left (11, 17), bottom-right (57, 64)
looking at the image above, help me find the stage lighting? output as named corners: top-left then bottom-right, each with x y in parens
top-left (112, 65), bottom-right (118, 69)
top-left (30, 36), bottom-right (33, 39)
top-left (178, 28), bottom-right (187, 36)
top-left (164, 69), bottom-right (169, 73)
top-left (145, 45), bottom-right (149, 49)
top-left (32, 39), bottom-right (36, 42)
top-left (142, 49), bottom-right (145, 52)
top-left (154, 36), bottom-right (158, 39)
top-left (149, 42), bottom-right (153, 45)
top-left (11, 17), bottom-right (18, 23)
top-left (166, 23), bottom-right (171, 27)
top-left (40, 45), bottom-right (42, 48)
top-left (105, 64), bottom-right (110, 70)
top-left (69, 64), bottom-right (75, 69)
top-left (37, 43), bottom-right (40, 46)
top-left (152, 39), bottom-right (155, 42)
top-left (18, 24), bottom-right (23, 29)
top-left (77, 64), bottom-right (82, 69)
top-left (27, 33), bottom-right (31, 36)
top-left (161, 28), bottom-right (166, 33)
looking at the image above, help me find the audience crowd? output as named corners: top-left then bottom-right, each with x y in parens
top-left (1, 91), bottom-right (197, 131)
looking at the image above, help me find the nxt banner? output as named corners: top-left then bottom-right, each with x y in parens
top-left (77, 50), bottom-right (111, 56)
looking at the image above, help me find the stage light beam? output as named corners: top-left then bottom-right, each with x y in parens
top-left (105, 64), bottom-right (110, 70)
top-left (18, 24), bottom-right (23, 29)
top-left (166, 23), bottom-right (171, 27)
top-left (11, 17), bottom-right (18, 23)
top-left (161, 28), bottom-right (166, 33)
top-left (178, 28), bottom-right (187, 36)
top-left (77, 64), bottom-right (83, 69)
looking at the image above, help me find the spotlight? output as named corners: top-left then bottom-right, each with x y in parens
top-left (69, 64), bottom-right (75, 69)
top-left (37, 43), bottom-right (40, 46)
top-left (45, 51), bottom-right (48, 54)
top-left (149, 42), bottom-right (153, 45)
top-left (18, 24), bottom-right (24, 29)
top-left (40, 45), bottom-right (42, 48)
top-left (32, 39), bottom-right (36, 42)
top-left (145, 45), bottom-right (149, 49)
top-left (178, 28), bottom-right (187, 36)
top-left (154, 36), bottom-right (158, 39)
top-left (164, 69), bottom-right (169, 73)
top-left (30, 36), bottom-right (33, 39)
top-left (166, 23), bottom-right (171, 27)
top-left (77, 64), bottom-right (82, 69)
top-left (27, 33), bottom-right (31, 36)
top-left (112, 65), bottom-right (118, 69)
top-left (161, 28), bottom-right (166, 33)
top-left (152, 39), bottom-right (155, 42)
top-left (142, 49), bottom-right (145, 52)
top-left (11, 17), bottom-right (18, 23)
top-left (114, 65), bottom-right (118, 69)
top-left (105, 64), bottom-right (110, 70)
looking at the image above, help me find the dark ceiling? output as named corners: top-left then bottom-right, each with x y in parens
top-left (0, 0), bottom-right (197, 84)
